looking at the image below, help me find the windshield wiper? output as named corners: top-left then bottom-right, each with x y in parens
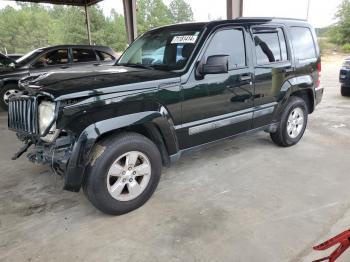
top-left (118, 63), bottom-right (155, 70)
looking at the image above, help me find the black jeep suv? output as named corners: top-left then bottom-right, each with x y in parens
top-left (8, 18), bottom-right (323, 215)
top-left (0, 45), bottom-right (118, 110)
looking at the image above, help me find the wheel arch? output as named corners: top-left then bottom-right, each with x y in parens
top-left (273, 75), bottom-right (316, 122)
top-left (63, 109), bottom-right (179, 192)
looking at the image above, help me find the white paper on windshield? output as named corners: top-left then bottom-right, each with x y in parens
top-left (171, 35), bottom-right (198, 44)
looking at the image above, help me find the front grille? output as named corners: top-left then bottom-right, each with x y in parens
top-left (8, 96), bottom-right (38, 134)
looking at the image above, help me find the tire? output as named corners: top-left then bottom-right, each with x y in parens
top-left (83, 132), bottom-right (162, 215)
top-left (0, 84), bottom-right (21, 111)
top-left (270, 96), bottom-right (308, 147)
top-left (341, 85), bottom-right (350, 96)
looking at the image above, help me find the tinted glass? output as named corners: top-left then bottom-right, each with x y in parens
top-left (97, 51), bottom-right (114, 61)
top-left (118, 29), bottom-right (201, 70)
top-left (254, 28), bottom-right (288, 64)
top-left (32, 49), bottom-right (68, 68)
top-left (205, 28), bottom-right (246, 69)
top-left (290, 27), bottom-right (316, 60)
top-left (73, 49), bottom-right (97, 63)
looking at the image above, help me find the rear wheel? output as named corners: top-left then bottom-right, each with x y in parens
top-left (83, 132), bottom-right (162, 215)
top-left (270, 96), bottom-right (308, 147)
top-left (0, 84), bottom-right (20, 111)
top-left (341, 85), bottom-right (350, 96)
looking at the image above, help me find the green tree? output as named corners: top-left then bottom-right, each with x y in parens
top-left (169, 0), bottom-right (193, 23)
top-left (136, 0), bottom-right (173, 34)
top-left (335, 0), bottom-right (350, 44)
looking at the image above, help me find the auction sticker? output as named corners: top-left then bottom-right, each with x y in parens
top-left (171, 35), bottom-right (198, 44)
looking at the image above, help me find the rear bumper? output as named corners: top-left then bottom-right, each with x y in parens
top-left (315, 86), bottom-right (324, 106)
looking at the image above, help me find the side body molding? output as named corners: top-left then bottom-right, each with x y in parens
top-left (64, 110), bottom-right (179, 192)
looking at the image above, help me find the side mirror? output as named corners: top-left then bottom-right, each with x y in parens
top-left (200, 55), bottom-right (229, 75)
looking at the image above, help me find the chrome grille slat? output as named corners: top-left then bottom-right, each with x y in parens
top-left (8, 96), bottom-right (38, 134)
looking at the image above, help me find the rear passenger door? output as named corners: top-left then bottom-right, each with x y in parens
top-left (251, 26), bottom-right (293, 128)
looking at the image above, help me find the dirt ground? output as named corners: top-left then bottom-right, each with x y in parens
top-left (1, 54), bottom-right (350, 262)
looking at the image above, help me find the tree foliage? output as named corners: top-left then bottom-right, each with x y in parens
top-left (0, 0), bottom-right (193, 54)
top-left (169, 0), bottom-right (194, 24)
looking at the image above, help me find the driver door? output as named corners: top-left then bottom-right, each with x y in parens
top-left (178, 27), bottom-right (255, 149)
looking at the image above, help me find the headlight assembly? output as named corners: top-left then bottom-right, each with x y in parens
top-left (38, 101), bottom-right (56, 135)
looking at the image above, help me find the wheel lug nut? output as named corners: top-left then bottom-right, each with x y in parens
top-left (122, 178), bottom-right (126, 182)
top-left (133, 171), bottom-right (136, 175)
top-left (122, 171), bottom-right (126, 175)
top-left (129, 178), bottom-right (133, 182)
top-left (128, 167), bottom-right (132, 171)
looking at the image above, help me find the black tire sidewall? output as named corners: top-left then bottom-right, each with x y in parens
top-left (0, 84), bottom-right (20, 111)
top-left (83, 133), bottom-right (162, 215)
top-left (280, 97), bottom-right (308, 146)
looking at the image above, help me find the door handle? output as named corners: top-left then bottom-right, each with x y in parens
top-left (60, 65), bottom-right (69, 69)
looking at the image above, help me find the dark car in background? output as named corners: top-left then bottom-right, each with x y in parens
top-left (339, 56), bottom-right (350, 96)
top-left (0, 45), bottom-right (118, 110)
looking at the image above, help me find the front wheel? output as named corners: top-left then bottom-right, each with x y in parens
top-left (0, 84), bottom-right (21, 111)
top-left (83, 132), bottom-right (162, 215)
top-left (270, 96), bottom-right (308, 147)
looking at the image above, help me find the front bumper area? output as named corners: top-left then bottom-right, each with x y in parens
top-left (25, 135), bottom-right (73, 175)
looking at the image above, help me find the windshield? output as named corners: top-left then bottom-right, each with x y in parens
top-left (118, 28), bottom-right (201, 71)
top-left (16, 49), bottom-right (43, 65)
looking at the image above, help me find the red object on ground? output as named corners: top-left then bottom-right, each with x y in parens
top-left (313, 229), bottom-right (350, 262)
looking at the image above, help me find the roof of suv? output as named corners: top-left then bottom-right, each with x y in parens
top-left (151, 17), bottom-right (311, 33)
top-left (38, 45), bottom-right (114, 51)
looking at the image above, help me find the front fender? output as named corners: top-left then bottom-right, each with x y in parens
top-left (63, 110), bottom-right (178, 192)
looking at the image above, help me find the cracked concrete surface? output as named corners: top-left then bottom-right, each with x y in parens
top-left (0, 55), bottom-right (350, 262)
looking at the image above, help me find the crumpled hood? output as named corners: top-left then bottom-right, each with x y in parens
top-left (20, 65), bottom-right (178, 99)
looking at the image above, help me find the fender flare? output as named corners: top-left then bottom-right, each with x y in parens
top-left (63, 110), bottom-right (178, 192)
top-left (272, 75), bottom-right (316, 121)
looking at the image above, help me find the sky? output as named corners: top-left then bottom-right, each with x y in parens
top-left (0, 0), bottom-right (343, 28)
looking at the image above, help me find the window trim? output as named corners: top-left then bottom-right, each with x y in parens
top-left (199, 26), bottom-right (248, 71)
top-left (251, 26), bottom-right (290, 66)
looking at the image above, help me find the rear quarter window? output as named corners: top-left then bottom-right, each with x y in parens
top-left (290, 27), bottom-right (317, 61)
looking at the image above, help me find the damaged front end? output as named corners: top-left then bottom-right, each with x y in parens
top-left (8, 94), bottom-right (75, 177)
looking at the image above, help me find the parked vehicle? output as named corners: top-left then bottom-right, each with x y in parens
top-left (339, 56), bottom-right (350, 96)
top-left (8, 18), bottom-right (323, 215)
top-left (0, 45), bottom-right (118, 110)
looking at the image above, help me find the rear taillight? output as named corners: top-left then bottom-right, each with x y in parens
top-left (316, 61), bottom-right (321, 88)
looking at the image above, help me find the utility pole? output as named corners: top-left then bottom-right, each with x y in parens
top-left (306, 0), bottom-right (311, 20)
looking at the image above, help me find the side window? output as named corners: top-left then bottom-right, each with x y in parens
top-left (72, 49), bottom-right (97, 63)
top-left (205, 28), bottom-right (246, 69)
top-left (290, 27), bottom-right (316, 61)
top-left (32, 49), bottom-right (68, 68)
top-left (96, 51), bottom-right (115, 62)
top-left (253, 28), bottom-right (288, 65)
